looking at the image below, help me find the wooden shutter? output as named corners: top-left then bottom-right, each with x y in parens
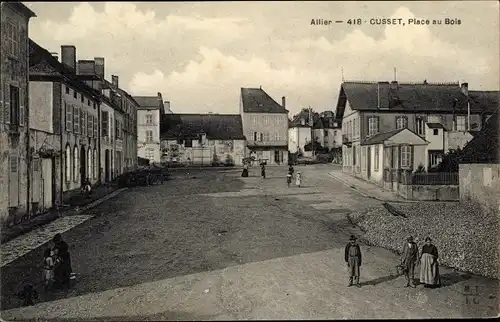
top-left (102, 111), bottom-right (108, 137)
top-left (19, 87), bottom-right (25, 126)
top-left (81, 110), bottom-right (86, 136)
top-left (3, 85), bottom-right (10, 124)
top-left (74, 106), bottom-right (80, 134)
top-left (376, 116), bottom-right (380, 134)
top-left (94, 115), bottom-right (98, 138)
top-left (409, 145), bottom-right (414, 169)
top-left (403, 116), bottom-right (408, 128)
top-left (65, 103), bottom-right (72, 131)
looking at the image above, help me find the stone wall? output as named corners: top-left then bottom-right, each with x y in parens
top-left (459, 163), bottom-right (500, 215)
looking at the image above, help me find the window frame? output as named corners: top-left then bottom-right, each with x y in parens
top-left (368, 117), bottom-right (378, 137)
top-left (400, 145), bottom-right (412, 168)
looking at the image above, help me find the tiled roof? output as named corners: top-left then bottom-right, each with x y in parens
top-left (28, 39), bottom-right (98, 100)
top-left (426, 123), bottom-right (447, 130)
top-left (361, 128), bottom-right (405, 145)
top-left (468, 91), bottom-right (499, 114)
top-left (241, 88), bottom-right (288, 113)
top-left (460, 109), bottom-right (499, 163)
top-left (160, 114), bottom-right (245, 140)
top-left (336, 81), bottom-right (478, 119)
top-left (313, 116), bottom-right (339, 129)
top-left (133, 96), bottom-right (162, 110)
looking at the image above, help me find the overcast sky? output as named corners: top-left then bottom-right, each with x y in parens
top-left (26, 1), bottom-right (499, 116)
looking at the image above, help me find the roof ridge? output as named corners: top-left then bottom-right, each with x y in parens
top-left (344, 81), bottom-right (460, 86)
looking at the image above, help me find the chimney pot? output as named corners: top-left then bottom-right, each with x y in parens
top-left (111, 75), bottom-right (119, 88)
top-left (390, 81), bottom-right (398, 90)
top-left (461, 82), bottom-right (469, 96)
top-left (282, 96), bottom-right (286, 108)
top-left (61, 45), bottom-right (76, 71)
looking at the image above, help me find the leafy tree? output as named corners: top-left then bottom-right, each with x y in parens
top-left (225, 154), bottom-right (235, 166)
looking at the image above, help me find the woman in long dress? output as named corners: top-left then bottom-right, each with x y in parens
top-left (419, 237), bottom-right (441, 288)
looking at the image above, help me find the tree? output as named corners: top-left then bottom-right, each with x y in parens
top-left (304, 138), bottom-right (327, 154)
top-left (291, 108), bottom-right (320, 125)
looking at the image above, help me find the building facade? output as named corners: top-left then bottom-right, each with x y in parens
top-left (240, 87), bottom-right (289, 165)
top-left (336, 81), bottom-right (497, 184)
top-left (313, 116), bottom-right (342, 151)
top-left (134, 93), bottom-right (166, 164)
top-left (288, 120), bottom-right (312, 155)
top-left (0, 2), bottom-right (36, 223)
top-left (160, 114), bottom-right (246, 166)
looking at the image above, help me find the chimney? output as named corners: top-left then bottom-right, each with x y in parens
top-left (94, 57), bottom-right (105, 78)
top-left (61, 45), bottom-right (76, 71)
top-left (282, 96), bottom-right (286, 108)
top-left (461, 82), bottom-right (469, 96)
top-left (164, 101), bottom-right (171, 112)
top-left (112, 75), bottom-right (119, 88)
top-left (260, 85), bottom-right (262, 89)
top-left (50, 52), bottom-right (59, 61)
top-left (301, 118), bottom-right (305, 126)
top-left (77, 60), bottom-right (95, 75)
top-left (390, 81), bottom-right (398, 90)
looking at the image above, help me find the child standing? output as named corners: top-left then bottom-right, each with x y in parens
top-left (43, 248), bottom-right (55, 291)
top-left (295, 171), bottom-right (302, 187)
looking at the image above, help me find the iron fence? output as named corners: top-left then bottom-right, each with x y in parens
top-left (399, 172), bottom-right (459, 185)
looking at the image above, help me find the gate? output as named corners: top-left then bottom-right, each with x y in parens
top-left (191, 147), bottom-right (213, 166)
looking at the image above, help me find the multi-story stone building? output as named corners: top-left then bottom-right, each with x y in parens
top-left (240, 87), bottom-right (289, 165)
top-left (0, 2), bottom-right (36, 223)
top-left (335, 80), bottom-right (497, 186)
top-left (312, 115), bottom-right (342, 151)
top-left (134, 93), bottom-right (167, 164)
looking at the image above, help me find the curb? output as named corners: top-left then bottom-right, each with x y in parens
top-left (327, 172), bottom-right (419, 204)
top-left (0, 188), bottom-right (127, 245)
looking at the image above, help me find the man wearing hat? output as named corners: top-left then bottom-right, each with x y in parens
top-left (344, 235), bottom-right (362, 287)
top-left (401, 236), bottom-right (419, 287)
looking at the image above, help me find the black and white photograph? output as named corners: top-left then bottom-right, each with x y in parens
top-left (0, 1), bottom-right (499, 320)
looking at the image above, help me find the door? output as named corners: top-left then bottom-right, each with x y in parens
top-left (105, 150), bottom-right (110, 182)
top-left (42, 158), bottom-right (53, 209)
top-left (274, 150), bottom-right (280, 164)
top-left (80, 145), bottom-right (86, 185)
top-left (367, 147), bottom-right (371, 179)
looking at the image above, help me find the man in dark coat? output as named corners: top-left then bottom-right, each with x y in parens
top-left (345, 235), bottom-right (362, 287)
top-left (53, 233), bottom-right (72, 289)
top-left (401, 236), bottom-right (419, 287)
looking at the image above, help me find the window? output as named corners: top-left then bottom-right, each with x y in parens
top-left (368, 117), bottom-right (379, 137)
top-left (81, 110), bottom-right (86, 136)
top-left (253, 132), bottom-right (258, 141)
top-left (6, 20), bottom-right (19, 57)
top-left (433, 129), bottom-right (439, 135)
top-left (353, 118), bottom-right (357, 138)
top-left (353, 146), bottom-right (356, 165)
top-left (66, 86), bottom-right (70, 95)
top-left (401, 145), bottom-right (412, 168)
top-left (73, 146), bottom-right (78, 182)
top-left (93, 115), bottom-right (98, 137)
top-left (416, 117), bottom-right (425, 135)
top-left (81, 95), bottom-right (84, 103)
top-left (263, 132), bottom-right (269, 141)
top-left (333, 130), bottom-right (337, 136)
top-left (259, 133), bottom-right (264, 141)
top-left (428, 115), bottom-right (441, 123)
top-left (455, 116), bottom-right (466, 131)
top-left (101, 111), bottom-right (109, 136)
top-left (65, 145), bottom-right (71, 182)
top-left (264, 116), bottom-right (269, 125)
top-left (88, 114), bottom-right (93, 137)
top-left (146, 114), bottom-right (153, 124)
top-left (146, 130), bottom-right (153, 142)
top-left (324, 130), bottom-right (328, 136)
top-left (275, 132), bottom-right (281, 141)
top-left (184, 139), bottom-right (193, 147)
top-left (252, 117), bottom-right (256, 126)
top-left (65, 103), bottom-right (73, 131)
top-left (145, 148), bottom-right (155, 160)
top-left (74, 107), bottom-right (80, 134)
top-left (73, 90), bottom-right (77, 99)
top-left (93, 103), bottom-right (97, 109)
top-left (396, 116), bottom-right (408, 129)
top-left (430, 153), bottom-right (442, 167)
top-left (374, 146), bottom-right (379, 171)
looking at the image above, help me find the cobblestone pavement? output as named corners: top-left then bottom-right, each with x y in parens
top-left (1, 165), bottom-right (497, 319)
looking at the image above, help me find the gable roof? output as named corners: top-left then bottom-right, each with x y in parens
top-left (460, 108), bottom-right (499, 164)
top-left (241, 88), bottom-right (288, 113)
top-left (29, 39), bottom-right (99, 101)
top-left (361, 128), bottom-right (428, 146)
top-left (160, 114), bottom-right (245, 140)
top-left (426, 123), bottom-right (447, 130)
top-left (335, 81), bottom-right (481, 120)
top-left (133, 96), bottom-right (160, 109)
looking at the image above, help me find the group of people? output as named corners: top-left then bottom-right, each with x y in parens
top-left (240, 163), bottom-right (302, 187)
top-left (344, 235), bottom-right (441, 288)
top-left (43, 233), bottom-right (74, 292)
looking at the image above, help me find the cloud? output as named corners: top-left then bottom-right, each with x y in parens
top-left (30, 3), bottom-right (498, 116)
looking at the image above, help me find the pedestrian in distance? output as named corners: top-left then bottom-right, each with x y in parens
top-left (241, 162), bottom-right (249, 177)
top-left (345, 235), bottom-right (362, 287)
top-left (52, 233), bottom-right (73, 290)
top-left (287, 165), bottom-right (294, 187)
top-left (295, 171), bottom-right (302, 187)
top-left (260, 162), bottom-right (266, 179)
top-left (401, 236), bottom-right (419, 288)
top-left (419, 237), bottom-right (441, 288)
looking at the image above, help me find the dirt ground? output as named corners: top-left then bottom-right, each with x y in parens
top-left (1, 165), bottom-right (498, 319)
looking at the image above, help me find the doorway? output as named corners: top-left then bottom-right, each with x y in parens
top-left (105, 149), bottom-right (110, 182)
top-left (80, 145), bottom-right (86, 186)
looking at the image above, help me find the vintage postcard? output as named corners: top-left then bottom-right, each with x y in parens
top-left (0, 1), bottom-right (498, 320)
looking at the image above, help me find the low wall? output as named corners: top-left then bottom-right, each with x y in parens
top-left (396, 183), bottom-right (459, 201)
top-left (459, 163), bottom-right (500, 214)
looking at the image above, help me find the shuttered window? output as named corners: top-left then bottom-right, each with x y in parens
top-left (88, 113), bottom-right (93, 137)
top-left (65, 103), bottom-right (72, 131)
top-left (81, 110), bottom-right (86, 136)
top-left (368, 116), bottom-right (379, 137)
top-left (93, 115), bottom-right (98, 138)
top-left (401, 145), bottom-right (412, 168)
top-left (74, 106), bottom-right (80, 134)
top-left (3, 85), bottom-right (10, 124)
top-left (19, 87), bottom-right (25, 126)
top-left (396, 116), bottom-right (408, 129)
top-left (102, 111), bottom-right (109, 136)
